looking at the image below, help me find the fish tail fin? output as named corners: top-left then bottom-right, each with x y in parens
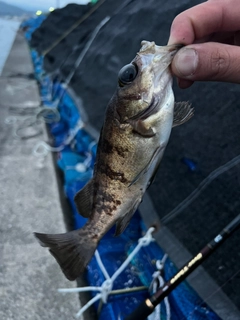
top-left (34, 229), bottom-right (98, 281)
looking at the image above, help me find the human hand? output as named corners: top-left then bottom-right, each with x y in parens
top-left (168, 0), bottom-right (240, 88)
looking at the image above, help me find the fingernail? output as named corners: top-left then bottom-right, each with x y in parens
top-left (174, 48), bottom-right (198, 77)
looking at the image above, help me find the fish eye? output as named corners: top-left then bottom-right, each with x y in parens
top-left (118, 64), bottom-right (138, 86)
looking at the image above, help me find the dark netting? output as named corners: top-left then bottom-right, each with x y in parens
top-left (28, 0), bottom-right (240, 315)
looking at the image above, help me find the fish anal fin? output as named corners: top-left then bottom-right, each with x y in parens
top-left (34, 229), bottom-right (98, 281)
top-left (130, 119), bottom-right (155, 137)
top-left (115, 198), bottom-right (141, 236)
top-left (74, 179), bottom-right (93, 218)
top-left (173, 101), bottom-right (194, 127)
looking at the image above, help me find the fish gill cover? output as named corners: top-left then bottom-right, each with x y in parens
top-left (28, 0), bottom-right (240, 314)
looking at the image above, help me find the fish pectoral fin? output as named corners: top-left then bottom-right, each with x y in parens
top-left (74, 179), bottom-right (93, 218)
top-left (173, 101), bottom-right (194, 127)
top-left (130, 119), bottom-right (156, 137)
top-left (115, 198), bottom-right (141, 236)
top-left (128, 146), bottom-right (163, 187)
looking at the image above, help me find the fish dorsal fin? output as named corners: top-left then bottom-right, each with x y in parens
top-left (74, 179), bottom-right (93, 218)
top-left (115, 198), bottom-right (141, 236)
top-left (173, 101), bottom-right (194, 127)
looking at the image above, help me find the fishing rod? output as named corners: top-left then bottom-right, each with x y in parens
top-left (125, 214), bottom-right (240, 320)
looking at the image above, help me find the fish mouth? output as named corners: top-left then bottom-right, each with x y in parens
top-left (166, 43), bottom-right (184, 57)
top-left (156, 43), bottom-right (184, 61)
top-left (167, 44), bottom-right (184, 51)
top-left (140, 41), bottom-right (184, 57)
top-left (128, 96), bottom-right (160, 121)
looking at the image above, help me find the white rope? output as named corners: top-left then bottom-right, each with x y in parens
top-left (66, 152), bottom-right (94, 173)
top-left (148, 255), bottom-right (171, 320)
top-left (76, 293), bottom-right (102, 318)
top-left (94, 250), bottom-right (111, 280)
top-left (111, 227), bottom-right (155, 283)
top-left (32, 119), bottom-right (84, 156)
top-left (58, 227), bottom-right (155, 318)
top-left (4, 105), bottom-right (60, 139)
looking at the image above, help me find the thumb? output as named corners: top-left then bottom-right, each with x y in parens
top-left (171, 42), bottom-right (240, 84)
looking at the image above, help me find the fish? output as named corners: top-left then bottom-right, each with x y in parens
top-left (34, 41), bottom-right (193, 281)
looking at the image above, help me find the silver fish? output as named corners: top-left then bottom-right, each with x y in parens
top-left (34, 41), bottom-right (193, 281)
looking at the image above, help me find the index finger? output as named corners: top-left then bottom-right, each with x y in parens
top-left (168, 0), bottom-right (240, 45)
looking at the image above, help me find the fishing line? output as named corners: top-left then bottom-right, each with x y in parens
top-left (31, 16), bottom-right (110, 154)
top-left (22, 0), bottom-right (133, 143)
top-left (47, 0), bottom-right (133, 98)
top-left (42, 0), bottom-right (132, 56)
top-left (51, 16), bottom-right (111, 108)
top-left (162, 154), bottom-right (240, 224)
top-left (64, 16), bottom-right (110, 86)
top-left (49, 0), bottom-right (133, 96)
top-left (42, 0), bottom-right (108, 56)
top-left (49, 42), bottom-right (84, 99)
top-left (6, 15), bottom-right (110, 141)
top-left (179, 268), bottom-right (240, 320)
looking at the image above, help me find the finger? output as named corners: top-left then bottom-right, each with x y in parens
top-left (208, 32), bottom-right (235, 45)
top-left (171, 42), bottom-right (240, 83)
top-left (168, 0), bottom-right (240, 45)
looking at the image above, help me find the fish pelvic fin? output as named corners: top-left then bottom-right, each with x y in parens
top-left (34, 229), bottom-right (98, 281)
top-left (74, 179), bottom-right (93, 218)
top-left (173, 101), bottom-right (194, 127)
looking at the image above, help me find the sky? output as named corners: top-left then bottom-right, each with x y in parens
top-left (6, 0), bottom-right (90, 11)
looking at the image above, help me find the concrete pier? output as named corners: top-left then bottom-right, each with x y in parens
top-left (0, 30), bottom-right (80, 320)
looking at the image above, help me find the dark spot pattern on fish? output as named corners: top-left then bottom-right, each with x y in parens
top-left (96, 189), bottom-right (115, 203)
top-left (95, 203), bottom-right (114, 216)
top-left (95, 189), bottom-right (122, 206)
top-left (94, 190), bottom-right (121, 216)
top-left (102, 203), bottom-right (114, 216)
top-left (101, 138), bottom-right (128, 158)
top-left (100, 164), bottom-right (128, 183)
top-left (102, 138), bottom-right (113, 154)
top-left (115, 145), bottom-right (128, 157)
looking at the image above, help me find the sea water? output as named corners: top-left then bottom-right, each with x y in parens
top-left (0, 18), bottom-right (21, 75)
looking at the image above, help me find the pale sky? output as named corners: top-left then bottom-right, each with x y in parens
top-left (6, 0), bottom-right (90, 11)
